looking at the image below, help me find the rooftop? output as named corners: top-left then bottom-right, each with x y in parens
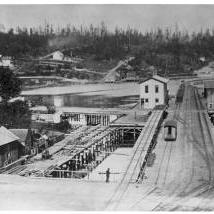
top-left (9, 129), bottom-right (29, 145)
top-left (110, 111), bottom-right (148, 127)
top-left (56, 106), bottom-right (147, 116)
top-left (21, 82), bottom-right (139, 96)
top-left (0, 126), bottom-right (20, 147)
top-left (139, 75), bottom-right (169, 84)
top-left (153, 75), bottom-right (169, 83)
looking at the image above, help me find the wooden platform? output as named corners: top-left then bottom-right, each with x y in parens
top-left (16, 125), bottom-right (117, 177)
top-left (106, 110), bottom-right (164, 210)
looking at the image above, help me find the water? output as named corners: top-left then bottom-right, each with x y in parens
top-left (24, 83), bottom-right (140, 108)
top-left (27, 94), bottom-right (139, 108)
top-left (23, 80), bottom-right (179, 108)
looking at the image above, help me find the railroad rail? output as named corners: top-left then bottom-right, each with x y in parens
top-left (193, 86), bottom-right (214, 183)
top-left (106, 110), bottom-right (164, 210)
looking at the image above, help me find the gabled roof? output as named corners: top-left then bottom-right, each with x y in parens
top-left (9, 129), bottom-right (29, 145)
top-left (153, 75), bottom-right (169, 83)
top-left (0, 126), bottom-right (20, 147)
top-left (139, 75), bottom-right (169, 84)
top-left (53, 50), bottom-right (64, 56)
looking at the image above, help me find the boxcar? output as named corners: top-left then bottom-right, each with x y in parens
top-left (164, 120), bottom-right (177, 141)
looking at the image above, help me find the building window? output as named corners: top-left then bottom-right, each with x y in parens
top-left (145, 98), bottom-right (149, 103)
top-left (155, 85), bottom-right (159, 93)
top-left (155, 98), bottom-right (159, 103)
top-left (145, 85), bottom-right (149, 93)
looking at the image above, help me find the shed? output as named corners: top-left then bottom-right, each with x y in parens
top-left (0, 126), bottom-right (20, 146)
top-left (9, 129), bottom-right (33, 154)
top-left (9, 129), bottom-right (29, 145)
top-left (0, 126), bottom-right (23, 167)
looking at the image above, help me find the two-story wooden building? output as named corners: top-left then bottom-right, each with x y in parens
top-left (139, 75), bottom-right (169, 109)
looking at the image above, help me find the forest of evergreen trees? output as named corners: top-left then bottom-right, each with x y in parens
top-left (1, 22), bottom-right (214, 74)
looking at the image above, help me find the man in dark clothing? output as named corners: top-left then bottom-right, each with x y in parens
top-left (106, 168), bottom-right (110, 183)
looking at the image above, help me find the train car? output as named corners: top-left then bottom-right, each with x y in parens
top-left (164, 120), bottom-right (177, 141)
top-left (176, 83), bottom-right (185, 103)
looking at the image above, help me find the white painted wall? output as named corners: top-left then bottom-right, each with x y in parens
top-left (140, 79), bottom-right (166, 109)
top-left (53, 95), bottom-right (64, 107)
top-left (0, 58), bottom-right (13, 68)
top-left (32, 111), bottom-right (62, 123)
top-left (52, 51), bottom-right (64, 61)
top-left (68, 114), bottom-right (87, 126)
top-left (110, 115), bottom-right (117, 122)
top-left (53, 111), bottom-right (62, 123)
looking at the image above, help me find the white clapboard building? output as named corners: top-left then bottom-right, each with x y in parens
top-left (139, 75), bottom-right (169, 109)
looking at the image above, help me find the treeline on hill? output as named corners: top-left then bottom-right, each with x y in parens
top-left (0, 28), bottom-right (49, 57)
top-left (1, 23), bottom-right (214, 74)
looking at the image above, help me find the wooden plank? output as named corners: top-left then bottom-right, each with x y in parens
top-left (106, 110), bottom-right (164, 210)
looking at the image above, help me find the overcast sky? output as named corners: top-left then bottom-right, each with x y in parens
top-left (0, 5), bottom-right (214, 33)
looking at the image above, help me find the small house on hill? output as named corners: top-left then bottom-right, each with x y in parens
top-left (0, 55), bottom-right (14, 69)
top-left (42, 50), bottom-right (73, 62)
top-left (52, 51), bottom-right (64, 61)
top-left (0, 126), bottom-right (23, 167)
top-left (139, 75), bottom-right (169, 109)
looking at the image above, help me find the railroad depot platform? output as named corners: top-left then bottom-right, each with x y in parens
top-left (31, 105), bottom-right (149, 127)
top-left (2, 106), bottom-right (165, 188)
top-left (7, 125), bottom-right (119, 177)
top-left (86, 148), bottom-right (133, 182)
top-left (106, 109), bottom-right (165, 210)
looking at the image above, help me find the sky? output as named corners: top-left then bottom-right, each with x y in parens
top-left (0, 4), bottom-right (214, 33)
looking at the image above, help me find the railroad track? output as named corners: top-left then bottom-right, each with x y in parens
top-left (106, 110), bottom-right (164, 210)
top-left (154, 140), bottom-right (169, 186)
top-left (152, 85), bottom-right (214, 211)
top-left (162, 140), bottom-right (174, 186)
top-left (163, 84), bottom-right (193, 195)
top-left (174, 85), bottom-right (212, 194)
top-left (193, 87), bottom-right (214, 183)
top-left (181, 85), bottom-right (195, 190)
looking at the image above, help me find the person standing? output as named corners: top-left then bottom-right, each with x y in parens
top-left (106, 168), bottom-right (110, 183)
